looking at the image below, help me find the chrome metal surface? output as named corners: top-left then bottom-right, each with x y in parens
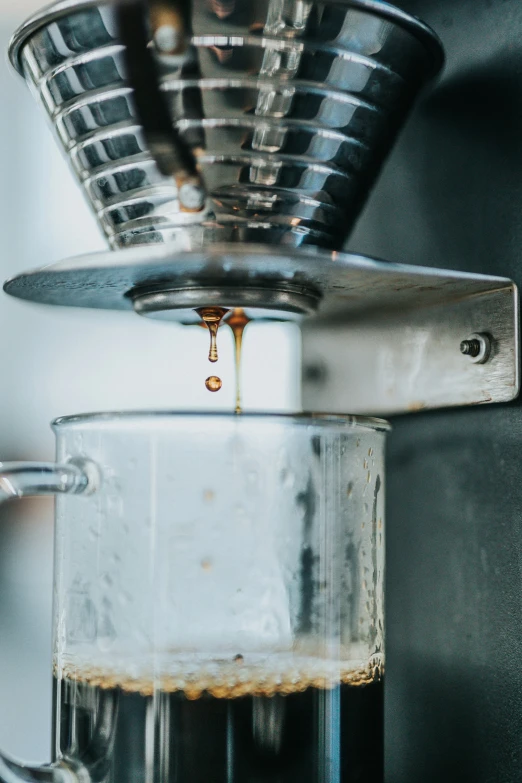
top-left (302, 286), bottom-right (519, 414)
top-left (115, 0), bottom-right (208, 209)
top-left (0, 243), bottom-right (513, 306)
top-left (132, 283), bottom-right (320, 322)
top-left (5, 243), bottom-right (518, 411)
top-left (9, 0), bottom-right (443, 251)
top-left (3, 243), bottom-right (512, 316)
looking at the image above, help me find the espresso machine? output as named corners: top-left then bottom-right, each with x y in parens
top-left (1, 0), bottom-right (521, 782)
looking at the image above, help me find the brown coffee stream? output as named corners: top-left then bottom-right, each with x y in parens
top-left (196, 307), bottom-right (251, 411)
top-left (227, 308), bottom-right (251, 413)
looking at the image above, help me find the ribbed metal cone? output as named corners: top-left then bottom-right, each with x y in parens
top-left (9, 0), bottom-right (443, 254)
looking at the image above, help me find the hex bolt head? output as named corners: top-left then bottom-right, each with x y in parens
top-left (460, 333), bottom-right (492, 364)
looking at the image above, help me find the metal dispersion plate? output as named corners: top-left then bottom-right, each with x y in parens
top-left (3, 244), bottom-right (519, 412)
top-left (1, 242), bottom-right (510, 319)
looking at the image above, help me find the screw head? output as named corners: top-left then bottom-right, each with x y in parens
top-left (460, 333), bottom-right (491, 364)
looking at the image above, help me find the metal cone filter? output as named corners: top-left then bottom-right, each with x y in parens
top-left (10, 0), bottom-right (443, 253)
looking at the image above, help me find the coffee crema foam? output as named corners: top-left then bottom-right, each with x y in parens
top-left (54, 654), bottom-right (383, 699)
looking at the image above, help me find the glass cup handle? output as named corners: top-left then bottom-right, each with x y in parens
top-left (0, 458), bottom-right (98, 783)
top-left (0, 460), bottom-right (98, 502)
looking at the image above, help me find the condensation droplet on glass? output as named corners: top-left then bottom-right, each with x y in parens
top-left (363, 459), bottom-right (368, 469)
top-left (117, 591), bottom-right (130, 606)
top-left (364, 503), bottom-right (369, 514)
top-left (356, 439), bottom-right (360, 447)
top-left (201, 558), bottom-right (213, 571)
top-left (203, 489), bottom-right (215, 503)
top-left (97, 635), bottom-right (114, 652)
top-left (281, 468), bottom-right (295, 489)
top-left (107, 494), bottom-right (124, 516)
top-left (367, 471), bottom-right (371, 483)
top-left (101, 573), bottom-right (113, 589)
top-left (235, 505), bottom-right (248, 523)
top-left (346, 482), bottom-right (353, 498)
top-left (247, 470), bottom-right (258, 487)
top-left (135, 628), bottom-right (150, 644)
top-left (368, 447), bottom-right (373, 457)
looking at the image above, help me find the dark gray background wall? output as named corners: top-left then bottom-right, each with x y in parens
top-left (347, 1), bottom-right (522, 780)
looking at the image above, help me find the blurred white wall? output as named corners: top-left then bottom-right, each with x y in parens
top-left (0, 12), bottom-right (301, 763)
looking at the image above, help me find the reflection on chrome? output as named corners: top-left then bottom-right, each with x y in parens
top-left (10, 0), bottom-right (443, 250)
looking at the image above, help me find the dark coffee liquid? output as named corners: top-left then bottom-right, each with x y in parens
top-left (53, 672), bottom-right (383, 783)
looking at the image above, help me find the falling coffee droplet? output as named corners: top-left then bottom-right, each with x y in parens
top-left (196, 307), bottom-right (229, 363)
top-left (227, 308), bottom-right (251, 414)
top-left (205, 375), bottom-right (222, 392)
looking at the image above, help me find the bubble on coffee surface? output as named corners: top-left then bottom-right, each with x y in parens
top-left (55, 651), bottom-right (383, 699)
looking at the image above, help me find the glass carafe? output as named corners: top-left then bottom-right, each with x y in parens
top-left (0, 412), bottom-right (388, 783)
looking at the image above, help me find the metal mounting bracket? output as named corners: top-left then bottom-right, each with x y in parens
top-left (3, 243), bottom-right (519, 414)
top-left (302, 270), bottom-right (519, 416)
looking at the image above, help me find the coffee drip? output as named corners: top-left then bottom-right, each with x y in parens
top-left (197, 307), bottom-right (228, 363)
top-left (197, 307), bottom-right (250, 411)
top-left (205, 375), bottom-right (222, 392)
top-left (226, 309), bottom-right (250, 414)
